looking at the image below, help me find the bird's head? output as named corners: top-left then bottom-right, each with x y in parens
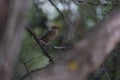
top-left (51, 26), bottom-right (61, 30)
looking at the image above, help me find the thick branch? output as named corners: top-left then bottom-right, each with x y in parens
top-left (0, 0), bottom-right (31, 80)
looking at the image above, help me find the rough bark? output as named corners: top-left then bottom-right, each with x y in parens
top-left (0, 0), bottom-right (30, 80)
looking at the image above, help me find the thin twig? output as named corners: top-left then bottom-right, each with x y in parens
top-left (77, 0), bottom-right (120, 6)
top-left (104, 1), bottom-right (118, 16)
top-left (102, 64), bottom-right (112, 80)
top-left (53, 46), bottom-right (66, 49)
top-left (34, 40), bottom-right (67, 50)
top-left (26, 27), bottom-right (54, 63)
top-left (19, 58), bottom-right (32, 80)
top-left (19, 64), bottom-right (51, 80)
top-left (73, 0), bottom-right (100, 21)
top-left (48, 0), bottom-right (68, 27)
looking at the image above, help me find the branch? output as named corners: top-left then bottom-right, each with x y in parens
top-left (102, 64), bottom-right (111, 80)
top-left (72, 0), bottom-right (100, 21)
top-left (19, 58), bottom-right (32, 80)
top-left (26, 27), bottom-right (54, 63)
top-left (77, 0), bottom-right (120, 6)
top-left (104, 1), bottom-right (118, 16)
top-left (53, 46), bottom-right (67, 50)
top-left (48, 0), bottom-right (68, 27)
top-left (19, 64), bottom-right (51, 80)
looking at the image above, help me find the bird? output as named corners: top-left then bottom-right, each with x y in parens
top-left (33, 26), bottom-right (60, 48)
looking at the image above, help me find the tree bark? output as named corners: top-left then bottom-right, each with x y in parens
top-left (0, 0), bottom-right (31, 80)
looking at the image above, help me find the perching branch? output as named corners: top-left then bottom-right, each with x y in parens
top-left (26, 27), bottom-right (54, 63)
top-left (26, 27), bottom-right (68, 63)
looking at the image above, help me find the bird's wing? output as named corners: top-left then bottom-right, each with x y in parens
top-left (40, 30), bottom-right (52, 39)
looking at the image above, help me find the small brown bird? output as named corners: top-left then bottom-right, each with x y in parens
top-left (33, 26), bottom-right (60, 48)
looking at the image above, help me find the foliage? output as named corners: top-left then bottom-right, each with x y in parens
top-left (29, 3), bottom-right (47, 29)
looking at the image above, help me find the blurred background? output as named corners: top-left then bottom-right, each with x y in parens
top-left (14, 0), bottom-right (120, 80)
